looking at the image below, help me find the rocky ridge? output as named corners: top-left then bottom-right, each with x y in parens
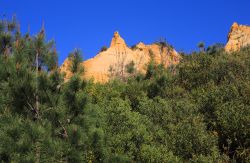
top-left (61, 31), bottom-right (180, 82)
top-left (225, 22), bottom-right (250, 52)
top-left (61, 23), bottom-right (250, 83)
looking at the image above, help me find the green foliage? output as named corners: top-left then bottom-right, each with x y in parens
top-left (68, 49), bottom-right (83, 74)
top-left (99, 46), bottom-right (108, 52)
top-left (198, 41), bottom-right (205, 52)
top-left (130, 44), bottom-right (138, 50)
top-left (0, 17), bottom-right (249, 162)
top-left (206, 43), bottom-right (225, 55)
top-left (125, 61), bottom-right (135, 74)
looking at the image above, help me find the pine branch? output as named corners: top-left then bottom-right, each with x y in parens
top-left (58, 120), bottom-right (68, 139)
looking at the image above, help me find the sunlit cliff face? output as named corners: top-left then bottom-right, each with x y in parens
top-left (60, 31), bottom-right (181, 83)
top-left (225, 22), bottom-right (250, 52)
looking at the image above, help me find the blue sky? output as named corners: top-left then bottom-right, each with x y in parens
top-left (1, 0), bottom-right (250, 64)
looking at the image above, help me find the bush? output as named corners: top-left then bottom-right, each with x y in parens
top-left (100, 46), bottom-right (108, 52)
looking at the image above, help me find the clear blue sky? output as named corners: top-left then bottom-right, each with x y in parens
top-left (1, 0), bottom-right (250, 64)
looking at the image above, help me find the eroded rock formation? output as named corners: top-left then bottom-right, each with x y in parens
top-left (225, 22), bottom-right (250, 52)
top-left (61, 31), bottom-right (181, 82)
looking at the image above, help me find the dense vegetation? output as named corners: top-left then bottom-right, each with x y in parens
top-left (0, 18), bottom-right (249, 162)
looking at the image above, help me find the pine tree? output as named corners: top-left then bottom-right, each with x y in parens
top-left (198, 41), bottom-right (205, 52)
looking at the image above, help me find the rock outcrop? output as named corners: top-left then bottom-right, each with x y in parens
top-left (61, 31), bottom-right (181, 82)
top-left (225, 22), bottom-right (250, 52)
top-left (60, 58), bottom-right (73, 80)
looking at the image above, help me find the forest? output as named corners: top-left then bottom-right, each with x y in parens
top-left (0, 18), bottom-right (249, 162)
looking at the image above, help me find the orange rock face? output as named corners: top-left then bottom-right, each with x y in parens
top-left (225, 22), bottom-right (250, 52)
top-left (60, 58), bottom-right (73, 80)
top-left (61, 31), bottom-right (181, 82)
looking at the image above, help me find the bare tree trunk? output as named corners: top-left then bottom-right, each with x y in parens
top-left (36, 52), bottom-right (39, 118)
top-left (35, 141), bottom-right (40, 163)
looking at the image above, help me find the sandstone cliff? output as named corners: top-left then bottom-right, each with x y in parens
top-left (225, 22), bottom-right (250, 52)
top-left (61, 31), bottom-right (181, 82)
